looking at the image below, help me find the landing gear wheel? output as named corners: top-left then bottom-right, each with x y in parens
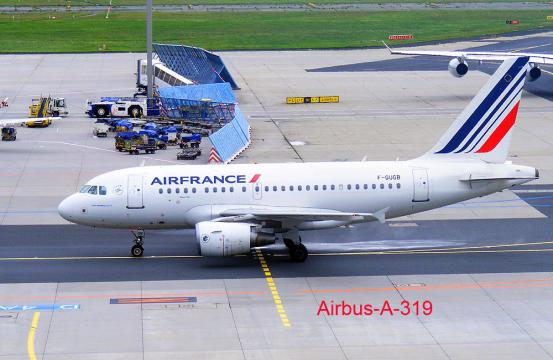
top-left (131, 244), bottom-right (144, 257)
top-left (289, 243), bottom-right (308, 262)
top-left (283, 238), bottom-right (294, 250)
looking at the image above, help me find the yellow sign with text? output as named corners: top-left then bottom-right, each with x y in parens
top-left (547, 16), bottom-right (553, 20)
top-left (286, 96), bottom-right (339, 104)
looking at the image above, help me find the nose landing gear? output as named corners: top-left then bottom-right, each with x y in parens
top-left (130, 229), bottom-right (145, 257)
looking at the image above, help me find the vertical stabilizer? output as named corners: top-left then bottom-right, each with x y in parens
top-left (422, 57), bottom-right (529, 163)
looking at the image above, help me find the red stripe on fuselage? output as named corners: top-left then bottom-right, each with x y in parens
top-left (249, 174), bottom-right (261, 183)
top-left (476, 101), bottom-right (520, 153)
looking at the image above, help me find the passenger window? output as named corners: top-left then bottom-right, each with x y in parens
top-left (314, 185), bottom-right (318, 191)
top-left (355, 184), bottom-right (360, 190)
top-left (363, 184), bottom-right (368, 190)
top-left (159, 188), bottom-right (163, 194)
top-left (265, 186), bottom-right (269, 192)
top-left (213, 187), bottom-right (217, 193)
top-left (289, 185), bottom-right (294, 191)
top-left (167, 188), bottom-right (172, 194)
top-left (298, 185), bottom-right (302, 191)
top-left (347, 184), bottom-right (351, 190)
top-left (388, 183), bottom-right (392, 189)
top-left (273, 186), bottom-right (277, 192)
top-left (281, 185), bottom-right (286, 191)
top-left (88, 186), bottom-right (98, 195)
top-left (339, 184), bottom-right (343, 191)
top-left (184, 188), bottom-right (188, 194)
top-left (242, 186), bottom-right (246, 192)
top-left (230, 187), bottom-right (234, 193)
top-left (80, 185), bottom-right (92, 193)
top-left (380, 184), bottom-right (384, 189)
top-left (330, 185), bottom-right (335, 190)
top-left (175, 188), bottom-right (180, 194)
top-left (255, 186), bottom-right (260, 192)
top-left (192, 188), bottom-right (197, 193)
top-left (372, 184), bottom-right (376, 190)
top-left (397, 183), bottom-right (401, 189)
top-left (323, 185), bottom-right (327, 191)
top-left (99, 186), bottom-right (107, 195)
top-left (306, 185), bottom-right (310, 191)
top-left (205, 187), bottom-right (209, 193)
top-left (222, 187), bottom-right (226, 193)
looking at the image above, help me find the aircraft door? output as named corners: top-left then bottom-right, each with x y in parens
top-left (127, 175), bottom-right (144, 209)
top-left (412, 169), bottom-right (429, 202)
top-left (252, 183), bottom-right (262, 200)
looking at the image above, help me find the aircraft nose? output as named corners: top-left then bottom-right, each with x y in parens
top-left (58, 194), bottom-right (79, 222)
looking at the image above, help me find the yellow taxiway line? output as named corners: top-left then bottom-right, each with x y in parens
top-left (27, 312), bottom-right (40, 360)
top-left (255, 248), bottom-right (291, 328)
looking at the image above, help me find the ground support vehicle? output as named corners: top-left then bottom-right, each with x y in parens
top-left (29, 96), bottom-right (68, 117)
top-left (1, 127), bottom-right (16, 141)
top-left (92, 121), bottom-right (110, 137)
top-left (177, 148), bottom-right (202, 160)
top-left (25, 118), bottom-right (52, 128)
top-left (179, 133), bottom-right (201, 149)
top-left (86, 97), bottom-right (159, 119)
top-left (124, 133), bottom-right (157, 155)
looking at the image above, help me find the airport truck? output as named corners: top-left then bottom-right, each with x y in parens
top-left (1, 127), bottom-right (16, 141)
top-left (29, 96), bottom-right (68, 117)
top-left (86, 97), bottom-right (160, 119)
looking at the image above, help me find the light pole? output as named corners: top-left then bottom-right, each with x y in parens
top-left (146, 0), bottom-right (153, 98)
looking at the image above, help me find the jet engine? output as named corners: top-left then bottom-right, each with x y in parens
top-left (448, 58), bottom-right (469, 78)
top-left (526, 65), bottom-right (541, 82)
top-left (195, 221), bottom-right (276, 257)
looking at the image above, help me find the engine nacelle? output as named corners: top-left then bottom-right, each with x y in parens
top-left (196, 221), bottom-right (276, 257)
top-left (448, 58), bottom-right (469, 78)
top-left (526, 65), bottom-right (541, 82)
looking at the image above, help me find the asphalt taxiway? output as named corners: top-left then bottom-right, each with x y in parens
top-left (2, 31), bottom-right (553, 359)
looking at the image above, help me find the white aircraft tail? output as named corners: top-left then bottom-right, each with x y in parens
top-left (422, 56), bottom-right (529, 163)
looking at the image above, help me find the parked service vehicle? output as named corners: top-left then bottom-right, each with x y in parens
top-left (86, 97), bottom-right (159, 118)
top-left (179, 133), bottom-right (201, 149)
top-left (25, 118), bottom-right (52, 128)
top-left (125, 132), bottom-right (157, 155)
top-left (1, 127), bottom-right (16, 141)
top-left (29, 96), bottom-right (68, 117)
top-left (92, 121), bottom-right (110, 137)
top-left (177, 148), bottom-right (201, 160)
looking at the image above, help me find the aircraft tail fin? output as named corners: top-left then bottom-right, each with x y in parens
top-left (422, 56), bottom-right (529, 163)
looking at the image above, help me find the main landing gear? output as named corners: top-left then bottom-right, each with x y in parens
top-left (130, 229), bottom-right (145, 257)
top-left (283, 237), bottom-right (308, 262)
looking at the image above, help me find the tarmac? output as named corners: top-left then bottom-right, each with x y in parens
top-left (2, 31), bottom-right (553, 359)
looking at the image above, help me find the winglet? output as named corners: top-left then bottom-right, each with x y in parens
top-left (382, 41), bottom-right (393, 54)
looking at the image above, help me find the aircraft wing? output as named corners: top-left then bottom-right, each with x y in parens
top-left (214, 206), bottom-right (387, 224)
top-left (382, 41), bottom-right (553, 65)
top-left (0, 117), bottom-right (61, 127)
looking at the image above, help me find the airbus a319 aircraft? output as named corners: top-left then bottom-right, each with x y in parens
top-left (58, 57), bottom-right (538, 262)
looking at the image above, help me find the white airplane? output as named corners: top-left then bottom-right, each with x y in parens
top-left (0, 117), bottom-right (61, 128)
top-left (58, 57), bottom-right (538, 262)
top-left (383, 41), bottom-right (549, 81)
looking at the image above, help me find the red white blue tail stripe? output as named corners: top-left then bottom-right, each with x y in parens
top-left (434, 57), bottom-right (529, 156)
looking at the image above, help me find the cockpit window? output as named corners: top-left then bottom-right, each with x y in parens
top-left (80, 185), bottom-right (91, 193)
top-left (99, 186), bottom-right (107, 195)
top-left (87, 186), bottom-right (98, 195)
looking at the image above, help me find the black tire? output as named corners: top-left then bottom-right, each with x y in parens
top-left (283, 238), bottom-right (294, 250)
top-left (95, 106), bottom-right (108, 118)
top-left (129, 106), bottom-right (142, 118)
top-left (289, 243), bottom-right (308, 262)
top-left (51, 111), bottom-right (59, 117)
top-left (131, 245), bottom-right (144, 257)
